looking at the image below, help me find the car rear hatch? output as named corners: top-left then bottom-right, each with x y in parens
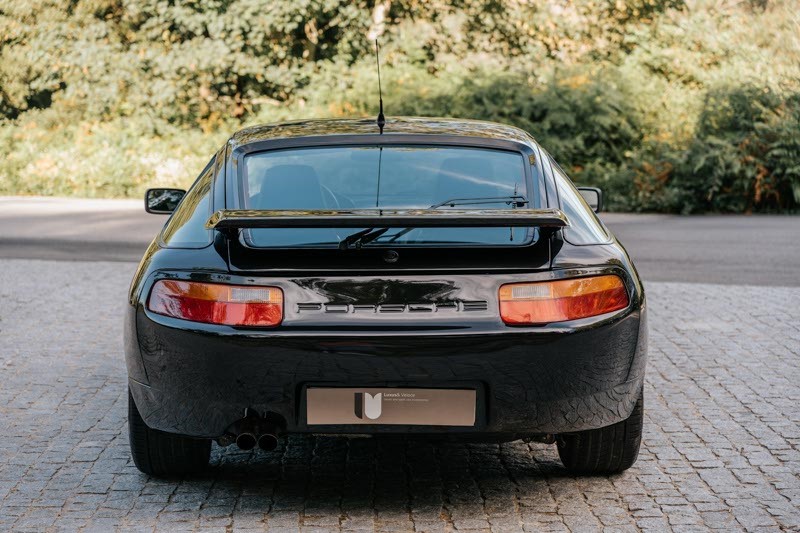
top-left (207, 139), bottom-right (570, 326)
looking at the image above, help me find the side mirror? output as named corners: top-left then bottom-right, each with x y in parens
top-left (145, 188), bottom-right (186, 214)
top-left (577, 187), bottom-right (603, 213)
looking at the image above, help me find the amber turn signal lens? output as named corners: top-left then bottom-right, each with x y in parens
top-left (147, 280), bottom-right (283, 327)
top-left (499, 275), bottom-right (628, 325)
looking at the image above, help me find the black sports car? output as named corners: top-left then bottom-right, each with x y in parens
top-left (126, 117), bottom-right (646, 477)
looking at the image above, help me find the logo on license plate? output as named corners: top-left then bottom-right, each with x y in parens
top-left (354, 392), bottom-right (382, 420)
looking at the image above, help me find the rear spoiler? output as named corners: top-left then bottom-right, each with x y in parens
top-left (206, 208), bottom-right (569, 231)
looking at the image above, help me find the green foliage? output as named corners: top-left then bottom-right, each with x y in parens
top-left (0, 0), bottom-right (798, 212)
top-left (0, 110), bottom-right (221, 197)
top-left (671, 88), bottom-right (800, 213)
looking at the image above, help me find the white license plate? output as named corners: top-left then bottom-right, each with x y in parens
top-left (306, 387), bottom-right (476, 426)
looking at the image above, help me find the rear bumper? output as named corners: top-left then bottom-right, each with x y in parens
top-left (126, 303), bottom-right (647, 438)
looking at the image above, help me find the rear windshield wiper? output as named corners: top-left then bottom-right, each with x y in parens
top-left (338, 227), bottom-right (390, 249)
top-left (385, 195), bottom-right (529, 243)
top-left (429, 195), bottom-right (528, 209)
top-left (337, 195), bottom-right (530, 249)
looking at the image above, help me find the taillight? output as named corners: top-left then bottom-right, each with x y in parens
top-left (147, 280), bottom-right (283, 327)
top-left (499, 275), bottom-right (628, 325)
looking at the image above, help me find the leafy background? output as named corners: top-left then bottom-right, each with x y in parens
top-left (1, 0), bottom-right (798, 212)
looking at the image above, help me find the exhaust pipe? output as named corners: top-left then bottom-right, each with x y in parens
top-left (227, 408), bottom-right (284, 450)
top-left (257, 432), bottom-right (279, 451)
top-left (236, 432), bottom-right (257, 451)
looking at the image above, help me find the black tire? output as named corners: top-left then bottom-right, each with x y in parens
top-left (557, 388), bottom-right (644, 475)
top-left (128, 389), bottom-right (211, 476)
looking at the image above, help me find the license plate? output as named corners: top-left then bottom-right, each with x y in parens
top-left (306, 387), bottom-right (476, 426)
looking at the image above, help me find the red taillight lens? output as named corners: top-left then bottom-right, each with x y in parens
top-left (147, 280), bottom-right (283, 327)
top-left (499, 275), bottom-right (629, 325)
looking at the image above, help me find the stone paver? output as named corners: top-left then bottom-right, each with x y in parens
top-left (0, 258), bottom-right (798, 532)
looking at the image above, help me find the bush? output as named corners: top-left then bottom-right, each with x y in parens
top-left (668, 88), bottom-right (800, 213)
top-left (0, 110), bottom-right (224, 197)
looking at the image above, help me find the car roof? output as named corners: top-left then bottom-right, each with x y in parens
top-left (229, 116), bottom-right (537, 149)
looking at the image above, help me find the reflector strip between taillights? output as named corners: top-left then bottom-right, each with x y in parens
top-left (147, 280), bottom-right (283, 327)
top-left (499, 275), bottom-right (629, 325)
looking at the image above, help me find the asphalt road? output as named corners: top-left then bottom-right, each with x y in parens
top-left (1, 196), bottom-right (798, 286)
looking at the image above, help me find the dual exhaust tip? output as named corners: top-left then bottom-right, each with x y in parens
top-left (235, 431), bottom-right (279, 451)
top-left (227, 408), bottom-right (283, 451)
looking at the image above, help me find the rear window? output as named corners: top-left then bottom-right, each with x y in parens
top-left (240, 145), bottom-right (535, 247)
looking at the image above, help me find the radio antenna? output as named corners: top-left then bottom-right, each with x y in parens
top-left (374, 39), bottom-right (385, 134)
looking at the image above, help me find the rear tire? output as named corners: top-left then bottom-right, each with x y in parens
top-left (128, 389), bottom-right (211, 476)
top-left (557, 388), bottom-right (643, 475)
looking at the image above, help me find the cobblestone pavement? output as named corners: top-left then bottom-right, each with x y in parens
top-left (1, 259), bottom-right (798, 532)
